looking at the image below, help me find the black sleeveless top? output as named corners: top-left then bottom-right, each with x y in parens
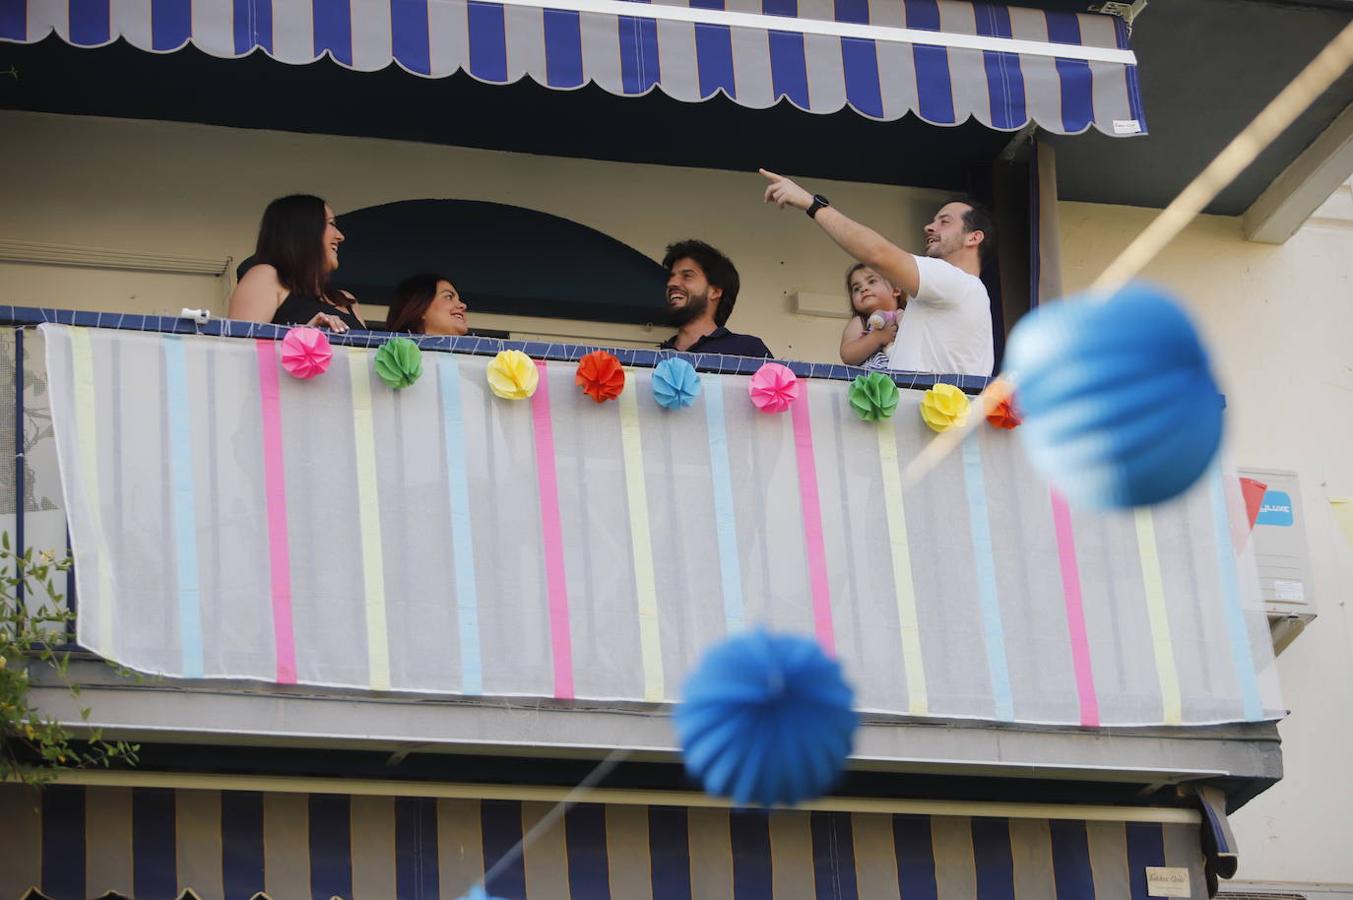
top-left (271, 293), bottom-right (365, 330)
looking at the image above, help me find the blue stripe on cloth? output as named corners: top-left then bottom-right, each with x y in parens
top-left (702, 374), bottom-right (744, 633)
top-left (566, 804), bottom-right (611, 899)
top-left (1126, 822), bottom-right (1165, 900)
top-left (649, 806), bottom-right (692, 900)
top-left (313, 0), bottom-right (353, 65)
top-left (1112, 17), bottom-right (1147, 131)
top-left (962, 438), bottom-right (1014, 720)
top-left (0, 0), bottom-right (24, 41)
top-left (69, 0), bottom-right (110, 44)
top-left (164, 335), bottom-right (205, 678)
top-left (438, 357), bottom-right (483, 694)
top-left (835, 0), bottom-right (882, 118)
top-left (133, 788), bottom-right (178, 899)
top-left (1043, 12), bottom-right (1093, 133)
top-left (892, 815), bottom-right (938, 900)
top-left (222, 791), bottom-right (265, 900)
top-left (841, 38), bottom-right (883, 117)
top-left (690, 0), bottom-right (735, 98)
top-left (234, 0), bottom-right (273, 53)
top-left (1048, 819), bottom-right (1094, 899)
top-left (151, 0), bottom-right (191, 49)
top-left (1209, 466), bottom-right (1263, 720)
top-left (481, 800), bottom-right (527, 899)
top-left (468, 1), bottom-right (508, 81)
top-left (618, 1), bottom-right (661, 94)
top-left (971, 818), bottom-right (1015, 900)
top-left (973, 2), bottom-right (1026, 129)
top-left (904, 0), bottom-right (954, 124)
top-left (392, 0), bottom-right (432, 75)
top-left (309, 794), bottom-right (354, 900)
top-left (41, 786), bottom-right (86, 900)
top-left (730, 810), bottom-right (773, 900)
top-left (1200, 799), bottom-right (1231, 856)
top-left (396, 797), bottom-right (440, 900)
top-left (811, 812), bottom-right (859, 900)
top-left (543, 9), bottom-right (585, 87)
top-left (763, 0), bottom-right (808, 107)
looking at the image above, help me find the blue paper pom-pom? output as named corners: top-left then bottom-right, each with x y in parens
top-left (653, 357), bottom-right (702, 410)
top-left (1004, 282), bottom-right (1223, 510)
top-left (676, 629), bottom-right (857, 807)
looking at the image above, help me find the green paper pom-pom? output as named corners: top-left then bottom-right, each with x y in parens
top-left (848, 372), bottom-right (900, 421)
top-left (374, 338), bottom-right (423, 390)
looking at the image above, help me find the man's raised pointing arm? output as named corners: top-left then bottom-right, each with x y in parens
top-left (760, 168), bottom-right (921, 299)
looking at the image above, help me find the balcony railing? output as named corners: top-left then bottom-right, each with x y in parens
top-left (3, 307), bottom-right (1282, 731)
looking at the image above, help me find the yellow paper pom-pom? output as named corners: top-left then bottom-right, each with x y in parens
top-left (920, 383), bottom-right (971, 432)
top-left (487, 350), bottom-right (540, 400)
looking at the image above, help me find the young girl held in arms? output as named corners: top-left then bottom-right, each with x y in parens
top-left (838, 263), bottom-right (905, 370)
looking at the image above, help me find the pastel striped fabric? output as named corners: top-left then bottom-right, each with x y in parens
top-left (0, 783), bottom-right (1209, 900)
top-left (43, 325), bottom-right (1280, 726)
top-left (0, 0), bottom-right (1146, 136)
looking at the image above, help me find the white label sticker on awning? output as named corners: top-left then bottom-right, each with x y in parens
top-left (1146, 867), bottom-right (1191, 897)
top-left (1274, 579), bottom-right (1305, 602)
top-left (1113, 119), bottom-right (1143, 134)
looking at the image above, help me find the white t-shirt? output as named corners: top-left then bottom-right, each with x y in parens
top-left (887, 255), bottom-right (994, 376)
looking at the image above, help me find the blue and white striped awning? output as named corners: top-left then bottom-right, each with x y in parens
top-left (3, 782), bottom-right (1208, 899)
top-left (0, 0), bottom-right (1146, 135)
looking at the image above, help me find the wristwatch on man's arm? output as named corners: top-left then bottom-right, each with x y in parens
top-left (806, 194), bottom-right (830, 219)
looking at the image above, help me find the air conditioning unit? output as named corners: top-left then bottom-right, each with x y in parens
top-left (1239, 467), bottom-right (1316, 654)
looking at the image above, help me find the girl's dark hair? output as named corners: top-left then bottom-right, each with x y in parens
top-left (254, 194), bottom-right (348, 309)
top-left (387, 273), bottom-right (452, 334)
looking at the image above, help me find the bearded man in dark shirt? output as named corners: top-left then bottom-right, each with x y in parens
top-left (659, 239), bottom-right (773, 358)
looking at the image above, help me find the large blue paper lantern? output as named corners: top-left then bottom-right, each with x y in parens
top-left (1004, 282), bottom-right (1224, 509)
top-left (456, 887), bottom-right (507, 900)
top-left (676, 629), bottom-right (857, 807)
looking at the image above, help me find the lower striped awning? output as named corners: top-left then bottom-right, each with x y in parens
top-left (0, 782), bottom-right (1210, 899)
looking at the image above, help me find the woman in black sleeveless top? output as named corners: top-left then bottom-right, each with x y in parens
top-left (227, 195), bottom-right (367, 332)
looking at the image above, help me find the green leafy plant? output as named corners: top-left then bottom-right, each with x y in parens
top-left (0, 533), bottom-right (137, 784)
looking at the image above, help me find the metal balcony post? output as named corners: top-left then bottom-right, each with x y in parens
top-left (14, 325), bottom-right (24, 611)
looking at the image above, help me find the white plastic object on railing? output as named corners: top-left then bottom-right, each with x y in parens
top-left (180, 308), bottom-right (212, 325)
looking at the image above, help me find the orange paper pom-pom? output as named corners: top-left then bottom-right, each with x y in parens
top-left (986, 394), bottom-right (1022, 429)
top-left (575, 350), bottom-right (626, 403)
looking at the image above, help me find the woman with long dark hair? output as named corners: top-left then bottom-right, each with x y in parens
top-left (386, 273), bottom-right (469, 336)
top-left (227, 195), bottom-right (367, 331)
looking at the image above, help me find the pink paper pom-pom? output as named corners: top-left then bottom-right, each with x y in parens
top-left (280, 327), bottom-right (333, 379)
top-left (748, 363), bottom-right (800, 414)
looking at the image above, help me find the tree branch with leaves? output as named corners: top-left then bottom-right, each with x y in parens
top-left (0, 533), bottom-right (138, 785)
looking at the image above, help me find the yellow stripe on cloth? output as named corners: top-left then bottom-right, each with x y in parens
top-left (71, 328), bottom-right (117, 655)
top-left (1134, 508), bottom-right (1182, 724)
top-left (878, 421), bottom-right (928, 715)
top-left (619, 372), bottom-right (664, 702)
top-left (349, 350), bottom-right (391, 691)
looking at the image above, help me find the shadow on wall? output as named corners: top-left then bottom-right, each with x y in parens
top-left (239, 199), bottom-right (670, 327)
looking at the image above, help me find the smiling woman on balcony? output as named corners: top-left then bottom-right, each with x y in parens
top-left (227, 194), bottom-right (368, 332)
top-left (385, 273), bottom-right (470, 336)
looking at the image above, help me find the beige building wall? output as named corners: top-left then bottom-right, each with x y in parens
top-left (1061, 195), bottom-right (1353, 890)
top-left (1, 110), bottom-right (944, 360)
top-left (7, 109), bottom-right (1353, 888)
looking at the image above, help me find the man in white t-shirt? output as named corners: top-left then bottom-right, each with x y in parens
top-left (760, 169), bottom-right (995, 377)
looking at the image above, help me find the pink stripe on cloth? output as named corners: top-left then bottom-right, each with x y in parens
top-left (790, 390), bottom-right (834, 653)
top-left (255, 340), bottom-right (297, 684)
top-left (1050, 489), bottom-right (1098, 726)
top-left (530, 360), bottom-right (575, 699)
